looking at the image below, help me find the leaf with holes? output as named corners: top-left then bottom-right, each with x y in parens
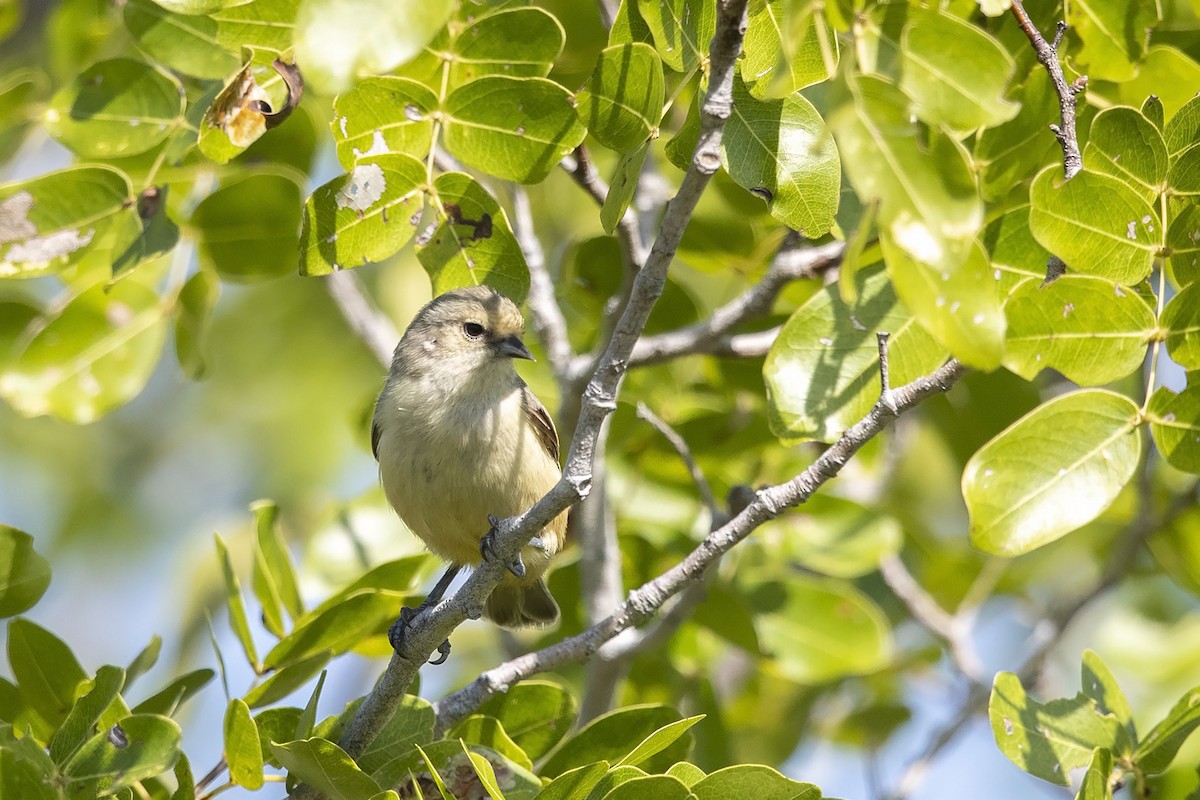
top-left (299, 153), bottom-right (427, 277)
top-left (417, 172), bottom-right (529, 303)
top-left (332, 77), bottom-right (438, 169)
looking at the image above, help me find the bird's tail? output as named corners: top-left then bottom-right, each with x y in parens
top-left (485, 576), bottom-right (560, 628)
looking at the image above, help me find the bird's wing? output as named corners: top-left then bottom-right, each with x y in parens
top-left (521, 385), bottom-right (560, 464)
top-left (371, 419), bottom-right (382, 461)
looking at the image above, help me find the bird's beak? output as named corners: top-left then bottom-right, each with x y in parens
top-left (495, 335), bottom-right (535, 361)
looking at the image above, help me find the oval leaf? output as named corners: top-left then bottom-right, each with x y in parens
top-left (62, 714), bottom-right (182, 796)
top-left (741, 0), bottom-right (838, 99)
top-left (1147, 385), bottom-right (1200, 475)
top-left (442, 76), bottom-right (585, 184)
top-left (577, 43), bottom-right (665, 153)
top-left (1163, 281), bottom-right (1200, 369)
top-left (332, 77), bottom-right (438, 169)
top-left (224, 699), bottom-right (264, 789)
top-left (1084, 106), bottom-right (1168, 203)
top-left (476, 679), bottom-right (577, 762)
top-left (448, 7), bottom-right (564, 85)
top-left (964, 390), bottom-right (1143, 555)
top-left (271, 738), bottom-right (383, 800)
top-left (0, 526), bottom-right (50, 618)
top-left (192, 172), bottom-right (302, 282)
top-left (44, 58), bottom-right (183, 157)
top-left (1002, 275), bottom-right (1155, 385)
top-left (1029, 166), bottom-right (1159, 285)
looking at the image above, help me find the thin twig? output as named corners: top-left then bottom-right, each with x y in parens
top-left (432, 356), bottom-right (969, 732)
top-left (323, 271), bottom-right (398, 367)
top-left (287, 5), bottom-right (754, 790)
top-left (1010, 3), bottom-right (1083, 180)
top-left (636, 402), bottom-right (720, 522)
top-left (509, 185), bottom-right (573, 382)
top-left (618, 238), bottom-right (844, 370)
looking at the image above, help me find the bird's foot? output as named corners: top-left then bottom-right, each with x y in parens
top-left (388, 602), bottom-right (452, 665)
top-left (480, 514), bottom-right (526, 579)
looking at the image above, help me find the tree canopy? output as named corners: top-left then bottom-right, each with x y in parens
top-left (1, 0), bottom-right (1200, 799)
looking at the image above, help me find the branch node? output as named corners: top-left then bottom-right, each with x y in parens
top-left (1051, 20), bottom-right (1067, 50)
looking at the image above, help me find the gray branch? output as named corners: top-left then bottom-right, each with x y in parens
top-left (1010, 2), bottom-right (1083, 180)
top-left (434, 356), bottom-right (969, 730)
top-left (509, 185), bottom-right (574, 383)
top-left (323, 271), bottom-right (398, 367)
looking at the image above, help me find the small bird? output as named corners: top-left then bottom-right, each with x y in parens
top-left (371, 285), bottom-right (566, 657)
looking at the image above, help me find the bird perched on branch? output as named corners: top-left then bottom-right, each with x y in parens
top-left (372, 285), bottom-right (566, 660)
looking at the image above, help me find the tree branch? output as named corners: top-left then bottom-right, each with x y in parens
top-left (296, 2), bottom-right (753, 782)
top-left (323, 271), bottom-right (398, 367)
top-left (434, 355), bottom-right (969, 731)
top-left (1010, 2), bottom-right (1083, 181)
top-left (509, 184), bottom-right (573, 383)
top-left (621, 238), bottom-right (844, 369)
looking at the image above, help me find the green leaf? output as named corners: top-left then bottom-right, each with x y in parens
top-left (459, 744), bottom-right (506, 800)
top-left (447, 7), bottom-right (564, 86)
top-left (356, 693), bottom-right (434, 775)
top-left (616, 715), bottom-right (704, 768)
top-left (272, 738), bottom-right (384, 800)
top-left (974, 72), bottom-right (1061, 201)
top-left (879, 233), bottom-right (1005, 370)
top-left (442, 76), bottom-right (585, 184)
top-left (1168, 204), bottom-right (1200, 286)
top-left (665, 762), bottom-right (705, 786)
top-left (1166, 94), bottom-right (1200, 158)
top-left (417, 172), bottom-right (530, 304)
top-left (635, 0), bottom-right (713, 73)
top-left (224, 699), bottom-right (264, 789)
top-left (1146, 386), bottom-right (1200, 475)
top-left (299, 153), bottom-right (427, 277)
top-left (62, 714), bottom-right (182, 797)
top-left (296, 671), bottom-right (325, 740)
top-left (149, 0), bottom-right (233, 13)
top-left (0, 280), bottom-right (168, 424)
top-left (751, 574), bottom-right (892, 684)
top-left (577, 765), bottom-right (647, 800)
top-left (254, 707), bottom-right (302, 766)
top-left (722, 78), bottom-right (839, 237)
top-left (301, 555), bottom-right (426, 620)
top-left (212, 0), bottom-right (300, 53)
top-left (252, 500), bottom-right (304, 634)
top-left (1081, 650), bottom-right (1136, 748)
top-left (124, 637), bottom-right (162, 691)
top-left (448, 715), bottom-right (532, 771)
top-left (964, 390), bottom-right (1143, 555)
top-left (1169, 144), bottom-right (1200, 196)
top-left (1084, 106), bottom-right (1168, 203)
top-left (1164, 283), bottom-right (1200, 369)
top-left (1116, 46), bottom-right (1200, 120)
top-left (172, 752), bottom-right (195, 800)
top-left (122, 0), bottom-right (240, 80)
top-left (113, 186), bottom-right (181, 277)
top-left (531, 762), bottom-right (609, 800)
top-left (578, 43), bottom-right (664, 153)
top-left (0, 166), bottom-right (135, 278)
top-left (601, 775), bottom-right (691, 800)
top-left (214, 533), bottom-right (259, 672)
top-left (690, 765), bottom-right (820, 800)
top-left (764, 266), bottom-right (946, 443)
top-left (1002, 275), bottom-right (1155, 385)
top-left (264, 590), bottom-right (402, 669)
top-left (44, 58), bottom-right (183, 157)
top-left (772, 494), bottom-right (902, 577)
top-left (476, 680), bottom-right (576, 762)
top-left (900, 8), bottom-right (1017, 131)
top-left (192, 172), bottom-right (303, 283)
top-left (601, 142), bottom-right (649, 235)
top-left (174, 269), bottom-right (220, 380)
top-left (540, 705), bottom-right (684, 778)
top-left (293, 0), bottom-right (453, 94)
top-left (1134, 686), bottom-right (1200, 773)
top-left (0, 526), bottom-right (50, 618)
top-left (830, 75), bottom-right (983, 276)
top-left (49, 665), bottom-right (126, 765)
top-left (132, 669), bottom-right (215, 716)
top-left (1029, 166), bottom-right (1159, 285)
top-left (693, 579), bottom-right (762, 654)
top-left (1070, 0), bottom-right (1158, 82)
top-left (0, 742), bottom-right (57, 800)
top-left (983, 205), bottom-right (1051, 296)
top-left (741, 0), bottom-right (838, 99)
top-left (243, 651), bottom-right (332, 709)
top-left (989, 671), bottom-right (1127, 785)
top-left (196, 55), bottom-right (293, 165)
top-left (371, 740), bottom-right (540, 798)
top-left (332, 77), bottom-right (438, 168)
top-left (1075, 748), bottom-right (1113, 800)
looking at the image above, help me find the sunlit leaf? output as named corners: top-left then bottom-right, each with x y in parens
top-left (723, 78), bottom-right (839, 237)
top-left (635, 0), bottom-right (714, 73)
top-left (1002, 275), bottom-right (1155, 385)
top-left (49, 665), bottom-right (126, 765)
top-left (0, 526), bottom-right (50, 618)
top-left (293, 0), bottom-right (452, 94)
top-left (1084, 106), bottom-right (1168, 203)
top-left (741, 0), bottom-right (838, 99)
top-left (331, 77), bottom-right (438, 169)
top-left (1081, 650), bottom-right (1136, 748)
top-left (224, 699), bottom-right (264, 789)
top-left (964, 390), bottom-right (1142, 555)
top-left (123, 0), bottom-right (239, 80)
top-left (447, 715), bottom-right (532, 771)
top-left (1146, 385), bottom-right (1200, 475)
top-left (900, 8), bottom-right (1018, 131)
top-left (271, 738), bottom-right (384, 800)
top-left (1070, 0), bottom-right (1158, 82)
top-left (476, 680), bottom-right (576, 762)
top-left (540, 705), bottom-right (686, 778)
top-left (1134, 686), bottom-right (1200, 773)
top-left (577, 43), bottom-right (665, 153)
top-left (1029, 166), bottom-right (1159, 285)
top-left (1076, 748), bottom-right (1114, 800)
top-left (62, 715), bottom-right (182, 797)
top-left (1163, 282), bottom-right (1200, 369)
top-left (690, 765), bottom-right (820, 799)
top-left (214, 534), bottom-right (260, 672)
top-left (0, 281), bottom-right (168, 424)
top-left (447, 7), bottom-right (564, 85)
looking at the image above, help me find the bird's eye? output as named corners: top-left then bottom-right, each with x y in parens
top-left (463, 322), bottom-right (485, 338)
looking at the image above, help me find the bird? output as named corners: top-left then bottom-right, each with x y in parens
top-left (371, 285), bottom-right (566, 660)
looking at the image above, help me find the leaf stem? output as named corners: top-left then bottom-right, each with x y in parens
top-left (1143, 191), bottom-right (1171, 413)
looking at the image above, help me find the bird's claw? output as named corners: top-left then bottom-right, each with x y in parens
top-left (480, 515), bottom-right (526, 579)
top-left (388, 603), bottom-right (453, 665)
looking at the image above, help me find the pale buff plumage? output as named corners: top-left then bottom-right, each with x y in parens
top-left (371, 286), bottom-right (565, 627)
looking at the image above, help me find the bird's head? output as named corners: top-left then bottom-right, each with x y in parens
top-left (396, 285), bottom-right (534, 381)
